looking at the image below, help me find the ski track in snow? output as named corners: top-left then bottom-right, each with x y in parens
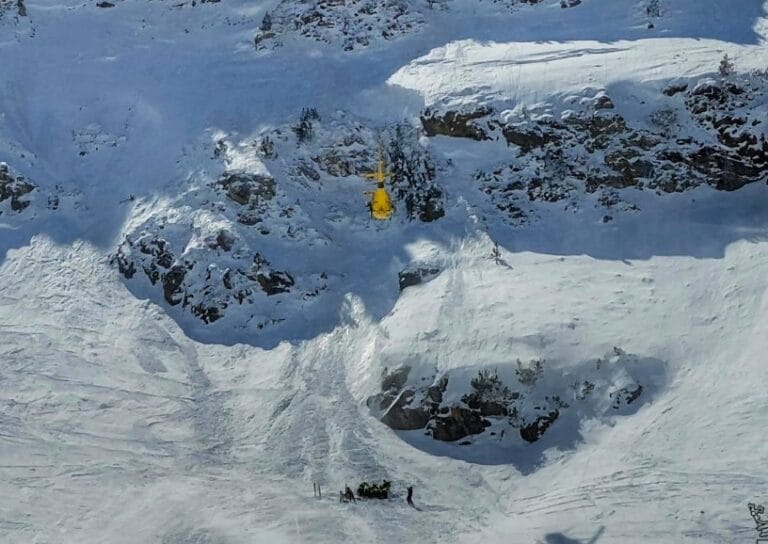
top-left (1, 0), bottom-right (768, 542)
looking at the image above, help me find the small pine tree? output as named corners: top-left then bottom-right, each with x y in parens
top-left (258, 135), bottom-right (275, 158)
top-left (260, 11), bottom-right (272, 32)
top-left (646, 0), bottom-right (661, 18)
top-left (719, 53), bottom-right (735, 78)
top-left (515, 359), bottom-right (544, 387)
top-left (293, 108), bottom-right (320, 143)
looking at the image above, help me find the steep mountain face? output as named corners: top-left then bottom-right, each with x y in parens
top-left (1, 0), bottom-right (767, 543)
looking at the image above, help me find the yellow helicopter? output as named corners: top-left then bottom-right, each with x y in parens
top-left (364, 149), bottom-right (394, 220)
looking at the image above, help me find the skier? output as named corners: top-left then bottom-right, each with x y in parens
top-left (406, 486), bottom-right (414, 507)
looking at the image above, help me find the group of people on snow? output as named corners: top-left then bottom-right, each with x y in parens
top-left (326, 481), bottom-right (415, 508)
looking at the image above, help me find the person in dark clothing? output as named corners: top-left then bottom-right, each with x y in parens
top-left (406, 486), bottom-right (414, 507)
top-left (344, 486), bottom-right (356, 503)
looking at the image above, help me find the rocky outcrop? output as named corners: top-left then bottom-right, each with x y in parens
top-left (0, 162), bottom-right (35, 214)
top-left (502, 123), bottom-right (560, 153)
top-left (519, 410), bottom-right (559, 443)
top-left (420, 107), bottom-right (494, 141)
top-left (381, 390), bottom-right (431, 431)
top-left (398, 266), bottom-right (440, 291)
top-left (370, 366), bottom-right (434, 431)
top-left (216, 173), bottom-right (277, 227)
top-left (370, 349), bottom-right (653, 446)
top-left (424, 78), bottom-right (767, 227)
top-left (115, 230), bottom-right (303, 324)
top-left (431, 407), bottom-right (487, 442)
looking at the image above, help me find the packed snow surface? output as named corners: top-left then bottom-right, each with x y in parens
top-left (1, 0), bottom-right (767, 543)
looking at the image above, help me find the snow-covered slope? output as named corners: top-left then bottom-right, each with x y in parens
top-left (1, 0), bottom-right (767, 543)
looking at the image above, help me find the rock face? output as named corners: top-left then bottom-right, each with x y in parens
top-left (381, 390), bottom-right (431, 431)
top-left (369, 349), bottom-right (653, 445)
top-left (425, 78), bottom-right (768, 226)
top-left (113, 153), bottom-right (326, 327)
top-left (519, 410), bottom-right (560, 443)
top-left (115, 229), bottom-right (302, 324)
top-left (370, 366), bottom-right (433, 431)
top-left (431, 407), bottom-right (487, 442)
top-left (216, 173), bottom-right (277, 227)
top-left (398, 266), bottom-right (440, 291)
top-left (0, 162), bottom-right (35, 214)
top-left (114, 110), bottom-right (448, 330)
top-left (420, 107), bottom-right (494, 141)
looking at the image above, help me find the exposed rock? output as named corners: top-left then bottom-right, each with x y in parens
top-left (256, 270), bottom-right (294, 295)
top-left (663, 81), bottom-right (688, 96)
top-left (381, 390), bottom-right (431, 431)
top-left (312, 149), bottom-right (369, 177)
top-left (370, 349), bottom-right (657, 448)
top-left (398, 266), bottom-right (440, 291)
top-left (218, 172), bottom-right (276, 207)
top-left (590, 113), bottom-right (627, 134)
top-left (214, 229), bottom-right (235, 252)
top-left (502, 124), bottom-right (559, 153)
top-left (96, 1), bottom-right (114, 7)
top-left (420, 107), bottom-right (493, 141)
top-left (0, 163), bottom-right (35, 213)
top-left (382, 365), bottom-right (411, 392)
top-left (162, 264), bottom-right (189, 306)
top-left (519, 410), bottom-right (559, 443)
top-left (431, 407), bottom-right (487, 442)
top-left (594, 94), bottom-right (615, 109)
top-left (426, 376), bottom-right (447, 404)
top-left (604, 151), bottom-right (654, 183)
top-left (611, 385), bottom-right (643, 408)
top-left (691, 79), bottom-right (723, 99)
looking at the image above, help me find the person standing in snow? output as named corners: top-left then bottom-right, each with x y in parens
top-left (344, 485), bottom-right (356, 503)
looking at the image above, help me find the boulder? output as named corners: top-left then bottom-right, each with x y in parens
top-left (594, 95), bottom-right (615, 110)
top-left (420, 107), bottom-right (493, 141)
top-left (217, 173), bottom-right (276, 207)
top-left (382, 366), bottom-right (411, 392)
top-left (502, 125), bottom-right (559, 153)
top-left (519, 409), bottom-right (559, 443)
top-left (256, 270), bottom-right (294, 295)
top-left (611, 385), bottom-right (643, 408)
top-left (431, 407), bottom-right (486, 442)
top-left (663, 80), bottom-right (688, 96)
top-left (162, 264), bottom-right (189, 305)
top-left (398, 266), bottom-right (440, 291)
top-left (0, 165), bottom-right (35, 213)
top-left (381, 390), bottom-right (430, 430)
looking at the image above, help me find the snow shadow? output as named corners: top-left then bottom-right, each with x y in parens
top-left (483, 182), bottom-right (768, 262)
top-left (545, 526), bottom-right (605, 544)
top-left (391, 352), bottom-right (668, 474)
